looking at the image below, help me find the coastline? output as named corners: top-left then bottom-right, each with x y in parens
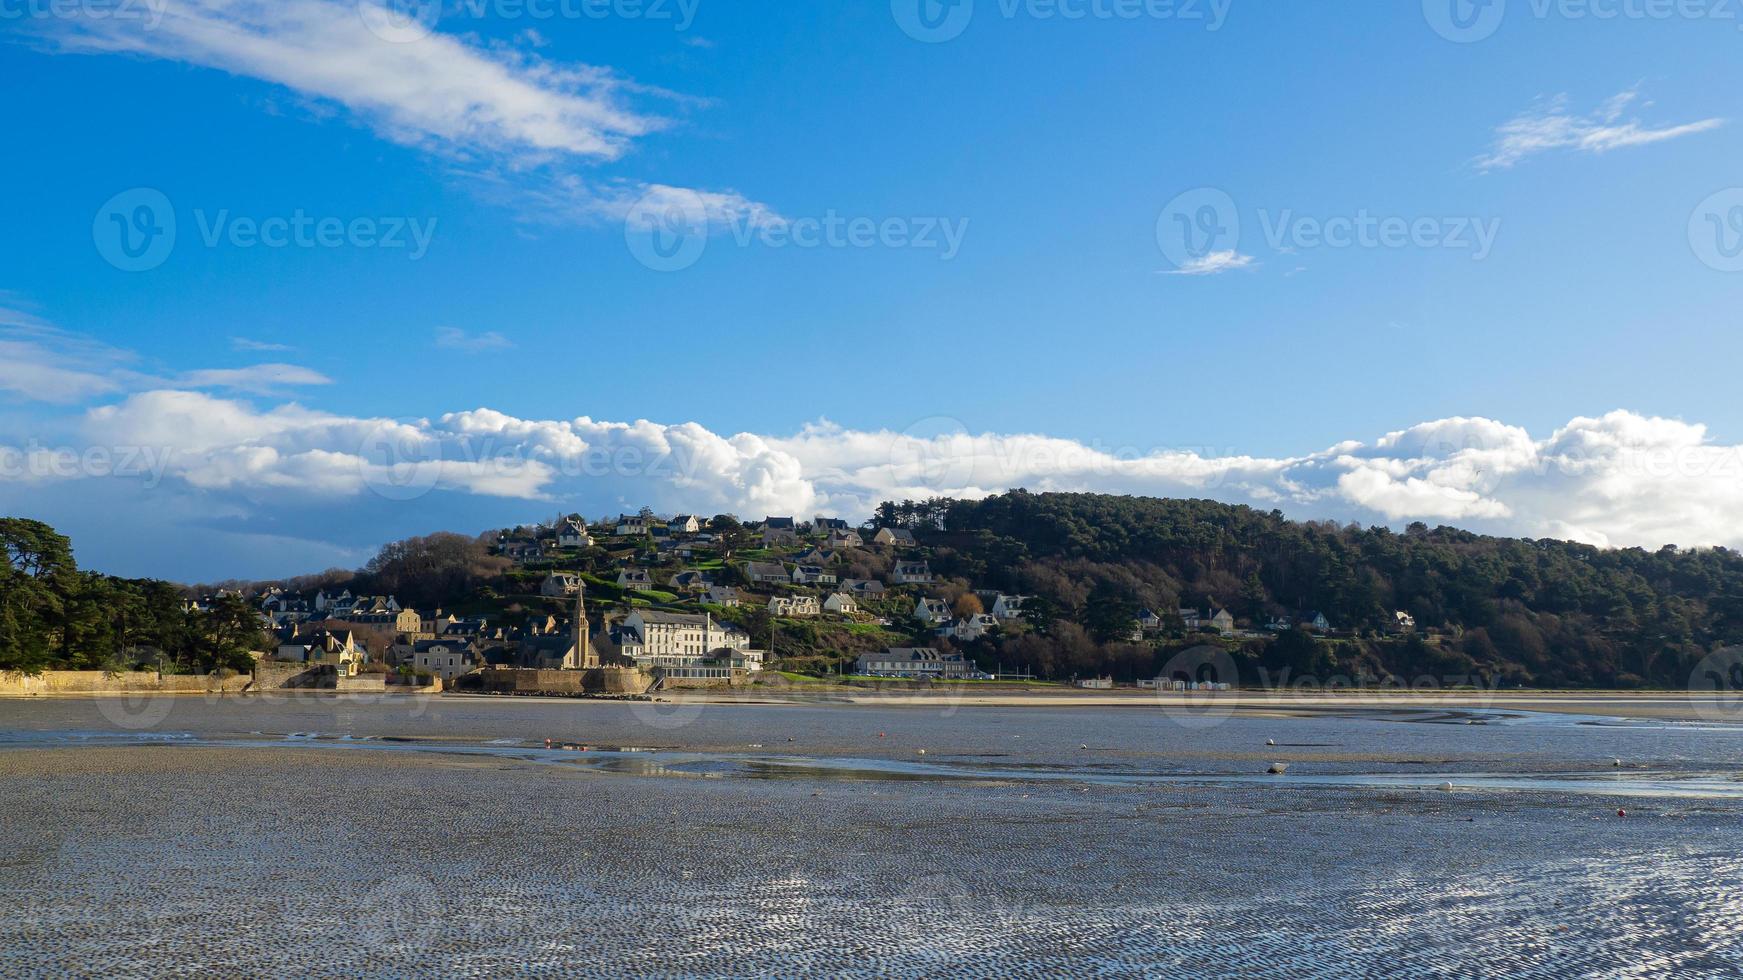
top-left (6, 686), bottom-right (1729, 723)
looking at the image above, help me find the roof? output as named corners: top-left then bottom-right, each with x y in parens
top-left (764, 517), bottom-right (795, 529)
top-left (633, 610), bottom-right (710, 626)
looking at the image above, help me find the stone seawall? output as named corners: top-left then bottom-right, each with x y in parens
top-left (467, 667), bottom-right (651, 696)
top-left (0, 670), bottom-right (252, 697)
top-left (0, 667), bottom-right (438, 697)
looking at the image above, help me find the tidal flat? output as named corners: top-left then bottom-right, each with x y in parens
top-left (2, 696), bottom-right (1742, 978)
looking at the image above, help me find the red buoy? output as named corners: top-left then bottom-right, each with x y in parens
top-left (1617, 809), bottom-right (1627, 818)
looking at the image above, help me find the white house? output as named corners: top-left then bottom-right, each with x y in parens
top-left (557, 524), bottom-right (592, 549)
top-left (616, 515), bottom-right (649, 536)
top-left (768, 595), bottom-right (820, 618)
top-left (913, 598), bottom-right (951, 624)
top-left (410, 639), bottom-right (476, 681)
top-left (617, 569), bottom-right (653, 590)
top-left (1208, 609), bottom-right (1236, 635)
top-left (827, 529), bottom-right (864, 549)
top-left (854, 647), bottom-right (976, 680)
top-left (891, 561), bottom-right (933, 585)
top-left (822, 592), bottom-right (859, 616)
top-left (937, 614), bottom-right (1000, 642)
top-left (991, 595), bottom-right (1028, 620)
top-left (669, 514), bottom-right (701, 534)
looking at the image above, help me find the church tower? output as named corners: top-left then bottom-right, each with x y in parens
top-left (564, 582), bottom-right (596, 670)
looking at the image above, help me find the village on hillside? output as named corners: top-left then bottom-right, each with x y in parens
top-left (199, 512), bottom-right (1384, 695)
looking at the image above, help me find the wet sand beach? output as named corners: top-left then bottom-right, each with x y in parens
top-left (2, 695), bottom-right (1742, 977)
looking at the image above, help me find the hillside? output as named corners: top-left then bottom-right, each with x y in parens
top-left (9, 492), bottom-right (1743, 689)
top-left (884, 491), bottom-right (1743, 687)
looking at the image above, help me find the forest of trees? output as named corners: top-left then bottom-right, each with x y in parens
top-left (0, 518), bottom-right (266, 675)
top-left (876, 491), bottom-right (1743, 688)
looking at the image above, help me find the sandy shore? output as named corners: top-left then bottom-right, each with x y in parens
top-left (669, 687), bottom-right (1741, 721)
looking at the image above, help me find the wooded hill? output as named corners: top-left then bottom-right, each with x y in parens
top-left (878, 490), bottom-right (1743, 688)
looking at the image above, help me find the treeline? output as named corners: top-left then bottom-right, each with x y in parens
top-left (0, 519), bottom-right (265, 675)
top-left (877, 491), bottom-right (1743, 688)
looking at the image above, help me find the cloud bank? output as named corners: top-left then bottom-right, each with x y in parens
top-left (9, 381), bottom-right (1743, 579)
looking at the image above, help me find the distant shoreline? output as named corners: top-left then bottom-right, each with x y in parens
top-left (664, 687), bottom-right (1743, 720)
top-left (5, 687), bottom-right (1735, 722)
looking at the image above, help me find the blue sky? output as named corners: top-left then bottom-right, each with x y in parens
top-left (2, 0), bottom-right (1742, 579)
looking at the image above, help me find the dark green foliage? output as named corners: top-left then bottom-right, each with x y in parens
top-left (0, 519), bottom-right (264, 674)
top-left (896, 490), bottom-right (1741, 687)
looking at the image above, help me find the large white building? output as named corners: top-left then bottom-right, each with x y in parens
top-left (617, 610), bottom-right (758, 670)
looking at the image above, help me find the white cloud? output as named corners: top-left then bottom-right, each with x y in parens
top-left (231, 337), bottom-right (295, 352)
top-left (434, 327), bottom-right (514, 353)
top-left (14, 387), bottom-right (1743, 568)
top-left (0, 309), bottom-right (333, 404)
top-left (51, 0), bottom-right (655, 161)
top-left (1478, 88), bottom-right (1723, 171)
top-left (37, 0), bottom-right (775, 226)
top-left (1161, 250), bottom-right (1255, 276)
top-left (177, 363), bottom-right (335, 393)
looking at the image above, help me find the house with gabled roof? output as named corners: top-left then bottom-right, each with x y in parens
top-left (891, 561), bottom-right (933, 585)
top-left (872, 527), bottom-right (917, 547)
top-left (743, 561), bottom-right (789, 586)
